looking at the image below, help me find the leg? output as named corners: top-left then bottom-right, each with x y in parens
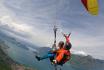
top-left (36, 52), bottom-right (55, 61)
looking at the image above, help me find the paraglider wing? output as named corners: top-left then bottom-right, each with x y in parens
top-left (81, 0), bottom-right (88, 10)
top-left (81, 0), bottom-right (99, 15)
top-left (87, 0), bottom-right (99, 15)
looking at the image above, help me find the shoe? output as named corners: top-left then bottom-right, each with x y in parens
top-left (35, 56), bottom-right (40, 61)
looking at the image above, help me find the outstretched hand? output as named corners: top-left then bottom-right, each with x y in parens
top-left (68, 33), bottom-right (71, 37)
top-left (53, 60), bottom-right (57, 64)
top-left (62, 32), bottom-right (71, 43)
top-left (62, 33), bottom-right (71, 38)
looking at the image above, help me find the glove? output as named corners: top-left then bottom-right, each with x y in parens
top-left (53, 60), bottom-right (57, 64)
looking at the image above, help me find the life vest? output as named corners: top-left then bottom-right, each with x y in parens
top-left (55, 48), bottom-right (71, 65)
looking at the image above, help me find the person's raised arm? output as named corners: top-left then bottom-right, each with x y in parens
top-left (63, 33), bottom-right (72, 50)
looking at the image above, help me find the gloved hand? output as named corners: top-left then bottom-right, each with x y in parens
top-left (53, 60), bottom-right (57, 64)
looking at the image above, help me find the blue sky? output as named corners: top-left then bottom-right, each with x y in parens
top-left (0, 0), bottom-right (104, 59)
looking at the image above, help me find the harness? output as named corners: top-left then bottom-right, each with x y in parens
top-left (57, 50), bottom-right (71, 66)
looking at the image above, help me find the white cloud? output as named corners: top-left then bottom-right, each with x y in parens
top-left (0, 0), bottom-right (104, 59)
top-left (0, 15), bottom-right (54, 47)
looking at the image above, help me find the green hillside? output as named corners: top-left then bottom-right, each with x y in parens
top-left (0, 45), bottom-right (12, 70)
top-left (0, 44), bottom-right (35, 70)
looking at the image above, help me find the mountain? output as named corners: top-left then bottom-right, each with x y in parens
top-left (0, 30), bottom-right (104, 70)
top-left (0, 30), bottom-right (39, 51)
top-left (0, 42), bottom-right (36, 70)
top-left (38, 47), bottom-right (104, 70)
top-left (70, 53), bottom-right (104, 70)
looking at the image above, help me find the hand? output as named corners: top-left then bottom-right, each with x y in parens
top-left (62, 32), bottom-right (71, 38)
top-left (62, 33), bottom-right (71, 43)
top-left (62, 32), bottom-right (66, 37)
top-left (68, 33), bottom-right (71, 37)
top-left (53, 60), bottom-right (57, 64)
